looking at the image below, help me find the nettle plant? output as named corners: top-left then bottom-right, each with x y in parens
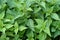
top-left (0, 0), bottom-right (60, 40)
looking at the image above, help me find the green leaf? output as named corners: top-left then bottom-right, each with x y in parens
top-left (26, 38), bottom-right (34, 40)
top-left (38, 32), bottom-right (47, 40)
top-left (51, 27), bottom-right (56, 32)
top-left (27, 8), bottom-right (33, 11)
top-left (26, 31), bottom-right (34, 38)
top-left (6, 37), bottom-right (9, 40)
top-left (35, 19), bottom-right (44, 24)
top-left (44, 19), bottom-right (52, 36)
top-left (19, 26), bottom-right (27, 31)
top-left (2, 28), bottom-right (6, 34)
top-left (0, 34), bottom-right (6, 40)
top-left (0, 11), bottom-right (5, 19)
top-left (14, 22), bottom-right (18, 34)
top-left (54, 30), bottom-right (60, 38)
top-left (40, 2), bottom-right (46, 9)
top-left (51, 13), bottom-right (60, 20)
top-left (44, 27), bottom-right (51, 36)
top-left (35, 19), bottom-right (46, 32)
top-left (3, 19), bottom-right (11, 22)
top-left (0, 20), bottom-right (4, 27)
top-left (46, 0), bottom-right (57, 4)
top-left (46, 18), bottom-right (52, 27)
top-left (27, 19), bottom-right (35, 31)
top-left (6, 32), bottom-right (14, 37)
top-left (45, 6), bottom-right (54, 17)
top-left (52, 21), bottom-right (60, 30)
top-left (14, 35), bottom-right (19, 40)
top-left (5, 24), bottom-right (13, 29)
top-left (34, 7), bottom-right (41, 13)
top-left (26, 0), bottom-right (35, 7)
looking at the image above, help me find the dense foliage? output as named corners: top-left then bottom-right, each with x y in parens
top-left (0, 0), bottom-right (60, 40)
